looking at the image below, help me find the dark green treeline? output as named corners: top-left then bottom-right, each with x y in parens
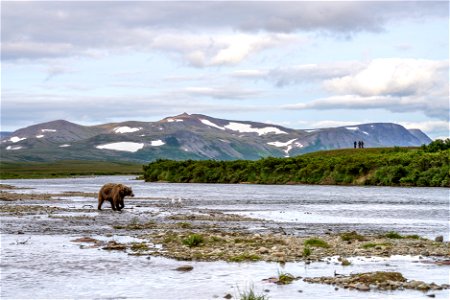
top-left (143, 140), bottom-right (450, 187)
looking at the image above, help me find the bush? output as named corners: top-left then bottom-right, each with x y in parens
top-left (142, 148), bottom-right (450, 187)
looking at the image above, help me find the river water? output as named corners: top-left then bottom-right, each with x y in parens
top-left (1, 176), bottom-right (449, 299)
top-left (2, 176), bottom-right (449, 239)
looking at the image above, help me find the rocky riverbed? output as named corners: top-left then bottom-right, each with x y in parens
top-left (1, 177), bottom-right (449, 299)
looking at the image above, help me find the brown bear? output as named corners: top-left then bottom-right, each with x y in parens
top-left (98, 183), bottom-right (134, 211)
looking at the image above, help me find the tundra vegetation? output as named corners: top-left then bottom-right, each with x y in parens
top-left (0, 160), bottom-right (142, 179)
top-left (143, 140), bottom-right (450, 187)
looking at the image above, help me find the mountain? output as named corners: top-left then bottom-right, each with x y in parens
top-left (0, 113), bottom-right (432, 162)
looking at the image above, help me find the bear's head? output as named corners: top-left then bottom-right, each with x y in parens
top-left (123, 185), bottom-right (134, 197)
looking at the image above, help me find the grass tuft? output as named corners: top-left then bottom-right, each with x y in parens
top-left (303, 246), bottom-right (312, 257)
top-left (304, 238), bottom-right (330, 248)
top-left (276, 271), bottom-right (296, 285)
top-left (229, 253), bottom-right (261, 262)
top-left (239, 286), bottom-right (269, 300)
top-left (130, 242), bottom-right (149, 252)
top-left (340, 231), bottom-right (366, 242)
top-left (182, 234), bottom-right (204, 247)
top-left (384, 231), bottom-right (403, 239)
top-left (177, 222), bottom-right (192, 229)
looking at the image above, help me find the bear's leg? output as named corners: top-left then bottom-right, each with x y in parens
top-left (98, 195), bottom-right (104, 210)
top-left (118, 198), bottom-right (124, 210)
top-left (112, 196), bottom-right (120, 211)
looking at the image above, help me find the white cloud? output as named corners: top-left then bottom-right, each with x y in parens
top-left (308, 120), bottom-right (363, 129)
top-left (285, 94), bottom-right (448, 120)
top-left (282, 59), bottom-right (449, 120)
top-left (184, 86), bottom-right (261, 99)
top-left (2, 2), bottom-right (446, 62)
top-left (399, 121), bottom-right (450, 133)
top-left (150, 32), bottom-right (298, 67)
top-left (324, 59), bottom-right (448, 97)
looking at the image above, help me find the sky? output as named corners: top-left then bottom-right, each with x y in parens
top-left (1, 0), bottom-right (449, 139)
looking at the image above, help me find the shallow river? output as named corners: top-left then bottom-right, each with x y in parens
top-left (1, 176), bottom-right (449, 299)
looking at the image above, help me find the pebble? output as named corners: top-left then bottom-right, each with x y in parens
top-left (258, 247), bottom-right (269, 254)
top-left (355, 283), bottom-right (370, 291)
top-left (223, 293), bottom-right (232, 299)
top-left (434, 235), bottom-right (444, 242)
top-left (175, 265), bottom-right (194, 272)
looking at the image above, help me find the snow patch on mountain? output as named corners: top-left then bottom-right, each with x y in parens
top-left (36, 135), bottom-right (45, 138)
top-left (150, 140), bottom-right (165, 146)
top-left (268, 138), bottom-right (299, 157)
top-left (167, 118), bottom-right (183, 123)
top-left (41, 129), bottom-right (57, 132)
top-left (267, 139), bottom-right (297, 148)
top-left (9, 136), bottom-right (27, 143)
top-left (113, 126), bottom-right (142, 134)
top-left (59, 144), bottom-right (71, 148)
top-left (225, 122), bottom-right (287, 135)
top-left (6, 146), bottom-right (22, 150)
top-left (96, 142), bottom-right (144, 152)
top-left (200, 119), bottom-right (225, 130)
top-left (346, 127), bottom-right (359, 131)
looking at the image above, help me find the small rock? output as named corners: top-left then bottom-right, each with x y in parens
top-left (223, 293), bottom-right (232, 299)
top-left (417, 283), bottom-right (430, 291)
top-left (272, 251), bottom-right (285, 257)
top-left (335, 287), bottom-right (339, 291)
top-left (341, 258), bottom-right (351, 266)
top-left (175, 265), bottom-right (194, 272)
top-left (258, 247), bottom-right (269, 254)
top-left (298, 290), bottom-right (303, 293)
top-left (434, 236), bottom-right (444, 242)
top-left (355, 283), bottom-right (370, 291)
top-left (264, 289), bottom-right (270, 293)
top-left (427, 294), bottom-right (436, 298)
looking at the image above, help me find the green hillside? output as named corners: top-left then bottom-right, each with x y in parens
top-left (0, 160), bottom-right (142, 179)
top-left (143, 140), bottom-right (450, 187)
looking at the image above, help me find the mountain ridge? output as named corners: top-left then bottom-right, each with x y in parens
top-left (1, 113), bottom-right (432, 163)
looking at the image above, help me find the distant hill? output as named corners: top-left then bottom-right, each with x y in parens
top-left (0, 132), bottom-right (12, 139)
top-left (0, 113), bottom-right (432, 162)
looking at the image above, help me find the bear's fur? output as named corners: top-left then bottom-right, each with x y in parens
top-left (98, 183), bottom-right (134, 211)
